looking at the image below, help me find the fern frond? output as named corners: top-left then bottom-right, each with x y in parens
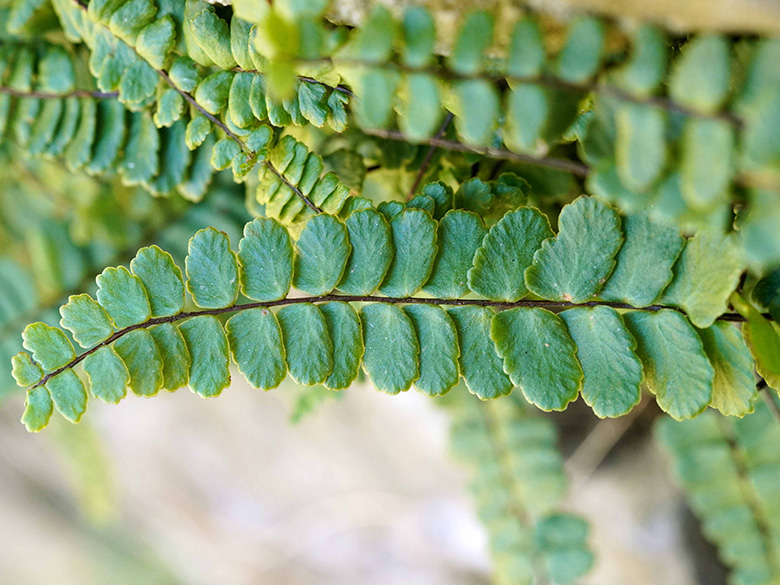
top-left (446, 388), bottom-right (594, 585)
top-left (242, 3), bottom-right (780, 268)
top-left (11, 193), bottom-right (765, 431)
top-left (657, 397), bottom-right (780, 585)
top-left (0, 166), bottom-right (248, 399)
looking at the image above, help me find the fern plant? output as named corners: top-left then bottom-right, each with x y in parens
top-left (3, 0), bottom-right (780, 582)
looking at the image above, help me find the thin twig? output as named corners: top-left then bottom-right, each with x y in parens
top-left (0, 87), bottom-right (118, 99)
top-left (28, 293), bottom-right (758, 391)
top-left (363, 127), bottom-right (591, 178)
top-left (407, 112), bottom-right (454, 199)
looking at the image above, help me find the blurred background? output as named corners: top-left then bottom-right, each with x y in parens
top-left (0, 376), bottom-right (725, 585)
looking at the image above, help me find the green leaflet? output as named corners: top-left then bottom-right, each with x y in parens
top-left (624, 310), bottom-right (714, 420)
top-left (338, 209), bottom-right (394, 296)
top-left (83, 346), bottom-right (130, 404)
top-left (696, 323), bottom-right (757, 417)
top-left (186, 227), bottom-right (239, 309)
top-left (404, 304), bottom-right (459, 396)
top-left (669, 35), bottom-right (731, 113)
top-left (360, 303), bottom-right (419, 394)
top-left (447, 306), bottom-right (512, 400)
top-left (96, 266), bottom-right (151, 328)
top-left (505, 83), bottom-right (548, 154)
top-left (752, 268), bottom-right (780, 323)
top-left (130, 246), bottom-right (185, 317)
top-left (46, 369), bottom-right (87, 423)
top-left (468, 208), bottom-right (553, 302)
top-left (238, 218), bottom-right (294, 302)
top-left (508, 17), bottom-right (545, 77)
top-left (59, 294), bottom-right (113, 349)
top-left (292, 214), bottom-right (351, 295)
top-left (149, 323), bottom-right (191, 391)
top-left (535, 515), bottom-right (595, 584)
top-left (378, 209), bottom-right (437, 298)
top-left (22, 322), bottom-right (76, 371)
top-left (453, 80), bottom-right (499, 146)
top-left (399, 74), bottom-right (442, 141)
top-left (615, 103), bottom-right (667, 192)
top-left (733, 296), bottom-right (780, 393)
top-left (492, 308), bottom-right (583, 411)
top-left (114, 329), bottom-right (164, 397)
top-left (22, 386), bottom-right (53, 433)
top-left (350, 69), bottom-right (399, 129)
top-left (560, 307), bottom-right (642, 418)
top-left (680, 119), bottom-right (734, 210)
top-left (226, 308), bottom-right (287, 391)
top-left (194, 71), bottom-right (233, 115)
top-left (320, 302), bottom-right (363, 390)
top-left (11, 353), bottom-right (43, 387)
top-left (449, 10), bottom-right (493, 76)
top-left (191, 8), bottom-right (236, 70)
top-left (555, 16), bottom-right (604, 83)
top-left (661, 231), bottom-right (744, 328)
top-left (424, 210), bottom-right (487, 299)
top-left (611, 26), bottom-right (667, 96)
top-left (599, 212), bottom-right (684, 307)
top-left (179, 315), bottom-right (231, 397)
top-left (136, 16), bottom-right (176, 69)
top-left (525, 197), bottom-right (623, 304)
top-left (277, 303), bottom-right (333, 386)
top-left (402, 6), bottom-right (435, 68)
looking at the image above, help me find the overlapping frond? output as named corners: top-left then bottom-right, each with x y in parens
top-left (447, 389), bottom-right (594, 585)
top-left (657, 399), bottom-right (780, 585)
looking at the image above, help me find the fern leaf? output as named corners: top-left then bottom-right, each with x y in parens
top-left (657, 401), bottom-right (780, 584)
top-left (446, 389), bottom-right (594, 585)
top-left (11, 186), bottom-right (764, 430)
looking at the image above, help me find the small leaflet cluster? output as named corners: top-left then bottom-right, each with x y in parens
top-left (447, 390), bottom-right (594, 585)
top-left (11, 194), bottom-right (761, 432)
top-left (658, 400), bottom-right (780, 585)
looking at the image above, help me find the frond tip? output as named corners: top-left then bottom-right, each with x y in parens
top-left (13, 196), bottom-right (762, 431)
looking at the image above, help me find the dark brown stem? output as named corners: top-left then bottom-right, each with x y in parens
top-left (364, 127), bottom-right (591, 177)
top-left (0, 87), bottom-right (118, 99)
top-left (407, 112), bottom-right (454, 199)
top-left (29, 293), bottom-right (758, 391)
